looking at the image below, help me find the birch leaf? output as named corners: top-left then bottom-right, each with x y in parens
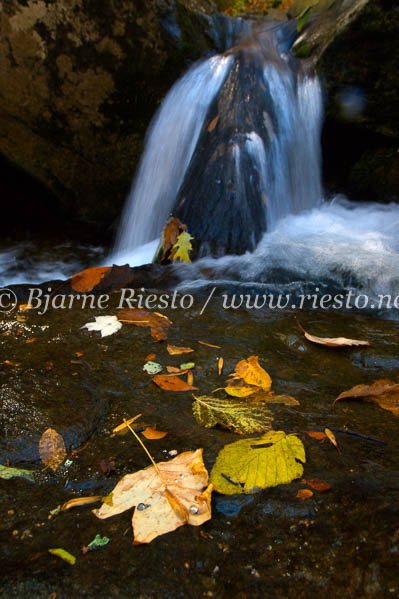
top-left (39, 428), bottom-right (67, 472)
top-left (210, 431), bottom-right (305, 495)
top-left (192, 394), bottom-right (273, 434)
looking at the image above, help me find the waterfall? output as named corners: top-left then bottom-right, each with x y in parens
top-left (112, 20), bottom-right (323, 261)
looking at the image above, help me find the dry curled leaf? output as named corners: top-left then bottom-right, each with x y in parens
top-left (93, 449), bottom-right (212, 544)
top-left (208, 115), bottom-right (219, 132)
top-left (39, 428), bottom-right (67, 472)
top-left (61, 496), bottom-right (103, 511)
top-left (324, 428), bottom-right (341, 454)
top-left (153, 374), bottom-right (198, 392)
top-left (334, 379), bottom-right (399, 417)
top-left (142, 427), bottom-right (168, 440)
top-left (167, 344), bottom-right (194, 355)
top-left (296, 319), bottom-right (370, 348)
top-left (218, 357), bottom-right (223, 376)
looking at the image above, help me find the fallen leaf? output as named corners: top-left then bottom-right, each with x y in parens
top-left (143, 361), bottom-right (163, 375)
top-left (112, 414), bottom-right (142, 435)
top-left (93, 449), bottom-right (212, 544)
top-left (75, 352), bottom-right (84, 357)
top-left (16, 315), bottom-right (26, 322)
top-left (208, 115), bottom-right (219, 132)
top-left (251, 390), bottom-right (300, 406)
top-left (215, 380), bottom-right (259, 397)
top-left (45, 361), bottom-right (54, 371)
top-left (334, 379), bottom-right (399, 417)
top-left (39, 428), bottom-right (67, 472)
top-left (171, 231), bottom-right (194, 263)
top-left (306, 431), bottom-right (327, 441)
top-left (118, 308), bottom-right (171, 329)
top-left (192, 394), bottom-right (273, 434)
top-left (142, 427), bottom-right (168, 440)
top-left (199, 341), bottom-right (221, 349)
top-left (302, 479), bottom-right (331, 492)
top-left (187, 370), bottom-right (194, 386)
top-left (296, 319), bottom-right (370, 348)
top-left (48, 548), bottom-right (76, 565)
top-left (3, 360), bottom-right (21, 367)
top-left (229, 356), bottom-right (272, 392)
top-left (218, 357), bottom-right (223, 376)
top-left (180, 362), bottom-right (195, 370)
top-left (152, 374), bottom-right (198, 392)
top-left (151, 327), bottom-right (168, 341)
top-left (167, 344), bottom-right (194, 355)
top-left (296, 488), bottom-right (313, 500)
top-left (324, 428), bottom-right (341, 454)
top-left (71, 266), bottom-right (110, 293)
top-left (156, 217), bottom-right (187, 263)
top-left (99, 459), bottom-right (116, 476)
top-left (83, 315), bottom-right (122, 338)
top-left (166, 366), bottom-right (181, 373)
top-left (85, 534), bottom-right (110, 552)
top-left (210, 431), bottom-right (306, 495)
top-left (146, 353), bottom-right (156, 362)
top-left (0, 464), bottom-right (35, 482)
top-left (26, 338), bottom-right (38, 344)
top-left (61, 496), bottom-right (103, 511)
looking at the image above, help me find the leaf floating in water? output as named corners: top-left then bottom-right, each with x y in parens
top-left (296, 488), bottom-right (313, 500)
top-left (210, 431), bottom-right (306, 495)
top-left (306, 431), bottom-right (327, 441)
top-left (218, 357), bottom-right (223, 376)
top-left (324, 428), bottom-right (341, 454)
top-left (296, 318), bottom-right (370, 348)
top-left (142, 427), bottom-right (168, 440)
top-left (39, 428), bottom-right (67, 472)
top-left (153, 374), bottom-right (198, 392)
top-left (93, 449), bottom-right (212, 544)
top-left (118, 308), bottom-right (171, 329)
top-left (0, 464), bottom-right (35, 482)
top-left (143, 361), bottom-right (163, 375)
top-left (192, 394), bottom-right (273, 435)
top-left (229, 356), bottom-right (272, 391)
top-left (71, 266), bottom-right (111, 293)
top-left (86, 534), bottom-right (110, 551)
top-left (251, 390), bottom-right (300, 406)
top-left (199, 341), bottom-right (221, 349)
top-left (151, 327), bottom-right (168, 342)
top-left (167, 344), bottom-right (194, 355)
top-left (48, 548), bottom-right (76, 565)
top-left (61, 496), bottom-right (103, 511)
top-left (302, 479), bottom-right (331, 492)
top-left (112, 414), bottom-right (142, 436)
top-left (171, 231), bottom-right (194, 263)
top-left (215, 380), bottom-right (259, 397)
top-left (334, 379), bottom-right (399, 417)
top-left (180, 362), bottom-right (195, 370)
top-left (83, 315), bottom-right (122, 338)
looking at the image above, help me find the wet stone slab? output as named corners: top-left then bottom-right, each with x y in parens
top-left (0, 292), bottom-right (399, 598)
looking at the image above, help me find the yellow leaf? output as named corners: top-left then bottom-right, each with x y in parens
top-left (171, 231), bottom-right (194, 263)
top-left (324, 428), bottom-right (341, 454)
top-left (192, 394), bottom-right (273, 434)
top-left (210, 431), bottom-right (305, 495)
top-left (231, 356), bottom-right (272, 391)
top-left (93, 449), bottom-right (212, 544)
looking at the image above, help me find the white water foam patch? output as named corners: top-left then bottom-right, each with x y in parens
top-left (174, 198), bottom-right (399, 299)
top-left (113, 55), bottom-right (233, 254)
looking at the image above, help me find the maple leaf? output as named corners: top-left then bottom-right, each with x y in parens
top-left (93, 449), bottom-right (212, 544)
top-left (171, 231), bottom-right (194, 263)
top-left (83, 315), bottom-right (122, 338)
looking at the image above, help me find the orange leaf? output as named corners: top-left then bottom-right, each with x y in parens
top-left (167, 344), bottom-right (194, 355)
top-left (118, 308), bottom-right (171, 329)
top-left (142, 427), bottom-right (168, 440)
top-left (166, 366), bottom-right (181, 373)
top-left (112, 414), bottom-right (142, 435)
top-left (75, 352), bottom-right (84, 357)
top-left (296, 489), bottom-right (313, 500)
top-left (3, 360), bottom-right (21, 367)
top-left (218, 357), bottom-right (223, 376)
top-left (306, 431), bottom-right (327, 441)
top-left (187, 370), bottom-right (194, 386)
top-left (146, 353), bottom-right (156, 362)
top-left (325, 428), bottom-right (341, 454)
top-left (153, 374), bottom-right (198, 392)
top-left (207, 115), bottom-right (219, 132)
top-left (199, 341), bottom-right (221, 349)
top-left (151, 327), bottom-right (168, 342)
top-left (61, 496), bottom-right (102, 511)
top-left (71, 266), bottom-right (110, 293)
top-left (302, 479), bottom-right (331, 492)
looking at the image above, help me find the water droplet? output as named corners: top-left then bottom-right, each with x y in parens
top-left (137, 503), bottom-right (150, 511)
top-left (189, 505), bottom-right (199, 515)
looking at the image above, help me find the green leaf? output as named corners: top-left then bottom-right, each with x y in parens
top-left (48, 548), bottom-right (76, 565)
top-left (172, 232), bottom-right (194, 263)
top-left (143, 361), bottom-right (163, 375)
top-left (87, 534), bottom-right (110, 551)
top-left (297, 5), bottom-right (313, 33)
top-left (210, 431), bottom-right (306, 495)
top-left (0, 464), bottom-right (35, 482)
top-left (180, 362), bottom-right (195, 370)
top-left (192, 395), bottom-right (273, 435)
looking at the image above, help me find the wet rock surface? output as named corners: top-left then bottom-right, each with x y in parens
top-left (1, 291), bottom-right (399, 597)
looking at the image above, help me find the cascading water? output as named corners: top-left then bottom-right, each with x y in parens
top-left (112, 20), bottom-right (323, 261)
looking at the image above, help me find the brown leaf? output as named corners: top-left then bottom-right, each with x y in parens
top-left (151, 327), bottom-right (168, 342)
top-left (302, 479), bottom-right (331, 492)
top-left (61, 496), bottom-right (103, 511)
top-left (93, 449), bottom-right (212, 544)
top-left (324, 428), bottom-right (341, 454)
top-left (166, 366), bottom-right (181, 373)
top-left (99, 459), bottom-right (116, 476)
top-left (145, 353), bottom-right (156, 362)
top-left (306, 431), bottom-right (327, 441)
top-left (334, 379), bottom-right (399, 417)
top-left (118, 308), bottom-right (171, 329)
top-left (218, 357), bottom-right (223, 376)
top-left (296, 489), bottom-right (313, 500)
top-left (199, 341), bottom-right (221, 349)
top-left (208, 115), bottom-right (219, 132)
top-left (153, 374), bottom-right (198, 392)
top-left (39, 428), bottom-right (67, 472)
top-left (142, 427), bottom-right (168, 440)
top-left (26, 338), bottom-right (38, 344)
top-left (75, 352), bottom-right (84, 358)
top-left (296, 319), bottom-right (370, 348)
top-left (3, 360), bottom-right (21, 367)
top-left (159, 217), bottom-right (186, 263)
top-left (71, 266), bottom-right (111, 293)
top-left (167, 344), bottom-right (194, 355)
